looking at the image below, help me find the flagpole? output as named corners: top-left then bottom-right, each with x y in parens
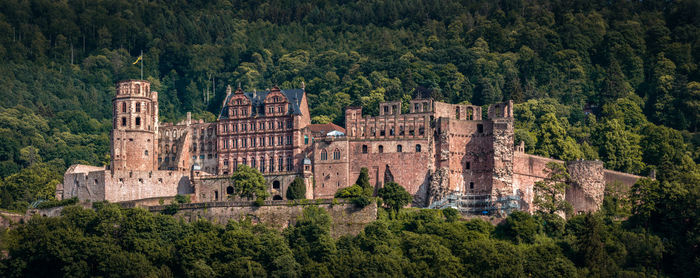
top-left (140, 50), bottom-right (143, 80)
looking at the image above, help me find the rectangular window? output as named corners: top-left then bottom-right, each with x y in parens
top-left (466, 162), bottom-right (471, 169)
top-left (135, 103), bottom-right (141, 112)
top-left (286, 157), bottom-right (292, 171)
top-left (278, 157), bottom-right (284, 171)
top-left (252, 138), bottom-right (256, 147)
top-left (286, 136), bottom-right (292, 145)
top-left (261, 137), bottom-right (265, 146)
top-left (477, 124), bottom-right (484, 133)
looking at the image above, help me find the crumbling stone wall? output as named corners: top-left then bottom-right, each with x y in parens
top-left (150, 200), bottom-right (377, 237)
top-left (566, 161), bottom-right (606, 213)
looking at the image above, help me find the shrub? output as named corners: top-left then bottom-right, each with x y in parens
top-left (36, 197), bottom-right (78, 209)
top-left (286, 177), bottom-right (306, 200)
top-left (162, 203), bottom-right (179, 215)
top-left (174, 194), bottom-right (190, 204)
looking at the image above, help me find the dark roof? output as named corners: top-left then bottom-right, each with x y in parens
top-left (308, 123), bottom-right (346, 136)
top-left (219, 88), bottom-right (305, 119)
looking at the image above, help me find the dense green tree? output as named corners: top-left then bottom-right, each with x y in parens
top-left (231, 165), bottom-right (269, 201)
top-left (377, 182), bottom-right (412, 215)
top-left (533, 162), bottom-right (573, 216)
top-left (286, 177), bottom-right (306, 200)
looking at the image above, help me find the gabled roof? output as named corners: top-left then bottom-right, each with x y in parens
top-left (308, 123), bottom-right (346, 136)
top-left (219, 88), bottom-right (305, 119)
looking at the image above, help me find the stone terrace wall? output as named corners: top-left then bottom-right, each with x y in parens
top-left (149, 199), bottom-right (377, 237)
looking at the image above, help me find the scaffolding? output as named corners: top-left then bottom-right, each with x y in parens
top-left (428, 191), bottom-right (521, 216)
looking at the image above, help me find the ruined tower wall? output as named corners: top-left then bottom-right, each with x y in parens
top-left (436, 118), bottom-right (495, 194)
top-left (566, 160), bottom-right (606, 213)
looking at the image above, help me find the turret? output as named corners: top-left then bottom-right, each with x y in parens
top-left (110, 80), bottom-right (159, 172)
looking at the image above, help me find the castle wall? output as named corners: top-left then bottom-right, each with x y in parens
top-left (312, 138), bottom-right (350, 198)
top-left (512, 153), bottom-right (564, 212)
top-left (149, 200), bottom-right (377, 237)
top-left (604, 169), bottom-right (642, 189)
top-left (193, 173), bottom-right (300, 202)
top-left (347, 139), bottom-right (432, 197)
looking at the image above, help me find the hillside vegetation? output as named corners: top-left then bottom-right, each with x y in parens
top-left (0, 0), bottom-right (698, 276)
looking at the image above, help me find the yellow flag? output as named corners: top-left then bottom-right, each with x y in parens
top-left (132, 55), bottom-right (142, 65)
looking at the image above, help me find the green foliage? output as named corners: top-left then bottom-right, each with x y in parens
top-left (174, 194), bottom-right (190, 204)
top-left (286, 177), bottom-right (306, 200)
top-left (442, 208), bottom-right (460, 222)
top-left (533, 162), bottom-right (573, 216)
top-left (355, 167), bottom-right (373, 195)
top-left (230, 165), bottom-right (269, 201)
top-left (377, 182), bottom-right (412, 215)
top-left (35, 197), bottom-right (78, 209)
top-left (494, 211), bottom-right (539, 244)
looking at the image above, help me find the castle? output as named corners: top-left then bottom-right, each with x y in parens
top-left (59, 80), bottom-right (642, 215)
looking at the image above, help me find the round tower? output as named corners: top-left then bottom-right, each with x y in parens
top-left (565, 160), bottom-right (605, 213)
top-left (110, 80), bottom-right (159, 172)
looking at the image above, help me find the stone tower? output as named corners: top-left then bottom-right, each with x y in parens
top-left (111, 80), bottom-right (159, 172)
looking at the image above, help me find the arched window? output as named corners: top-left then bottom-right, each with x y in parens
top-left (121, 102), bottom-right (126, 113)
top-left (121, 117), bottom-right (127, 126)
top-left (333, 149), bottom-right (340, 160)
top-left (415, 144), bottom-right (422, 152)
top-left (135, 117), bottom-right (141, 126)
top-left (273, 180), bottom-right (280, 190)
top-left (320, 149), bottom-right (327, 160)
top-left (362, 145), bottom-right (368, 153)
top-left (397, 145), bottom-right (402, 152)
top-left (378, 145), bottom-right (384, 153)
top-left (226, 186), bottom-right (234, 195)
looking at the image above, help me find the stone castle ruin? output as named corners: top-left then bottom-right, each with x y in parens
top-left (60, 80), bottom-right (643, 215)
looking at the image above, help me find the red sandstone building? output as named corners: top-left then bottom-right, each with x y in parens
top-left (60, 80), bottom-right (643, 215)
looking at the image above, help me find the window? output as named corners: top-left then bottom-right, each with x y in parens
top-left (414, 103), bottom-right (420, 112)
top-left (287, 157), bottom-right (293, 171)
top-left (273, 180), bottom-right (281, 190)
top-left (278, 157), bottom-right (283, 171)
top-left (252, 137), bottom-right (256, 147)
top-left (268, 107), bottom-right (273, 114)
top-left (286, 136), bottom-right (292, 145)
top-left (419, 126), bottom-right (425, 135)
top-left (261, 137), bottom-right (265, 147)
top-left (226, 186), bottom-right (234, 194)
top-left (333, 149), bottom-right (340, 160)
top-left (242, 158), bottom-right (247, 166)
top-left (469, 182), bottom-right (474, 189)
top-left (269, 157), bottom-right (274, 172)
top-left (121, 117), bottom-right (127, 126)
top-left (477, 124), bottom-right (483, 133)
top-left (224, 159), bottom-right (229, 166)
top-left (304, 135), bottom-right (309, 145)
top-left (390, 127), bottom-right (394, 136)
top-left (135, 117), bottom-right (141, 126)
top-left (260, 157), bottom-right (265, 172)
top-left (466, 162), bottom-right (470, 169)
top-left (362, 145), bottom-right (368, 153)
top-left (397, 145), bottom-right (402, 152)
top-left (416, 144), bottom-right (422, 152)
top-left (321, 150), bottom-right (327, 160)
top-left (383, 106), bottom-right (389, 113)
top-left (121, 102), bottom-right (127, 113)
top-left (135, 103), bottom-right (141, 112)
top-left (144, 150), bottom-right (148, 156)
top-left (378, 145), bottom-right (384, 153)
top-left (251, 158), bottom-right (256, 168)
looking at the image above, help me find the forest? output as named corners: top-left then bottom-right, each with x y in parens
top-left (0, 0), bottom-right (698, 276)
